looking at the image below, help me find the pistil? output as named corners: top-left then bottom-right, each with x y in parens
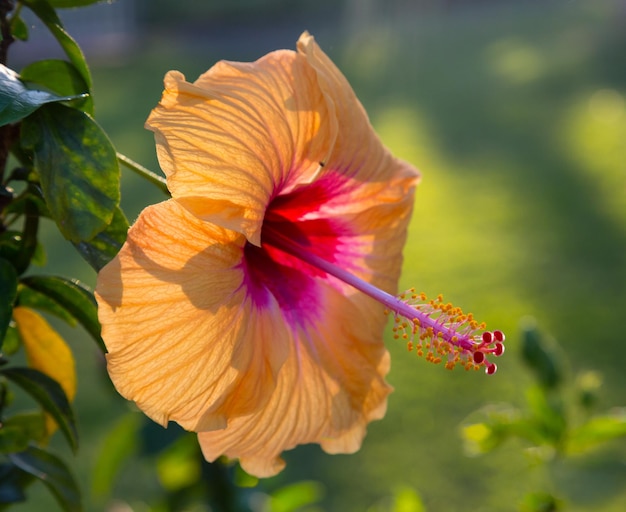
top-left (263, 228), bottom-right (505, 374)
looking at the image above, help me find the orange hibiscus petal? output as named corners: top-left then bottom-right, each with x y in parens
top-left (198, 283), bottom-right (392, 478)
top-left (95, 200), bottom-right (290, 431)
top-left (296, 32), bottom-right (419, 210)
top-left (146, 48), bottom-right (335, 246)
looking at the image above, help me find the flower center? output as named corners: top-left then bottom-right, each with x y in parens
top-left (241, 185), bottom-right (347, 328)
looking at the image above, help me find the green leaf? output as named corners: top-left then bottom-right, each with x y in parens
top-left (20, 60), bottom-right (92, 115)
top-left (0, 412), bottom-right (47, 454)
top-left (21, 275), bottom-right (103, 352)
top-left (2, 324), bottom-right (21, 355)
top-left (525, 386), bottom-right (567, 445)
top-left (49, 0), bottom-right (101, 7)
top-left (9, 446), bottom-right (82, 512)
top-left (0, 64), bottom-right (84, 127)
top-left (520, 491), bottom-right (564, 512)
top-left (13, 192), bottom-right (40, 275)
top-left (1, 367), bottom-right (78, 453)
top-left (0, 258), bottom-right (18, 348)
top-left (461, 404), bottom-right (545, 455)
top-left (10, 16), bottom-right (29, 42)
top-left (16, 285), bottom-right (77, 327)
top-left (92, 413), bottom-right (140, 497)
top-left (23, 0), bottom-right (92, 89)
top-left (31, 241), bottom-right (47, 267)
top-left (269, 481), bottom-right (325, 512)
top-left (0, 231), bottom-right (21, 265)
top-left (74, 206), bottom-right (128, 271)
top-left (461, 422), bottom-right (497, 456)
top-left (567, 410), bottom-right (626, 454)
top-left (520, 320), bottom-right (564, 390)
top-left (390, 485), bottom-right (426, 512)
top-left (21, 103), bottom-right (120, 243)
top-left (0, 189), bottom-right (41, 276)
top-left (156, 435), bottom-right (201, 491)
top-left (4, 187), bottom-right (50, 218)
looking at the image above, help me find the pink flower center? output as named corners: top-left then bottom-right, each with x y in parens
top-left (242, 180), bottom-right (348, 328)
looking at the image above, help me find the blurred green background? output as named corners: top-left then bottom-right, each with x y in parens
top-left (9, 0), bottom-right (626, 510)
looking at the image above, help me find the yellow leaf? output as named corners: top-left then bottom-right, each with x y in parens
top-left (13, 306), bottom-right (77, 435)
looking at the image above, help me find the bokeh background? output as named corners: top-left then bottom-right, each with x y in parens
top-left (8, 0), bottom-right (626, 510)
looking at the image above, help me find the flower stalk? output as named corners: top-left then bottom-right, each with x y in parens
top-left (117, 152), bottom-right (169, 195)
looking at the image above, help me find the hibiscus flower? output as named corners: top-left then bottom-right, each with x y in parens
top-left (95, 32), bottom-right (503, 477)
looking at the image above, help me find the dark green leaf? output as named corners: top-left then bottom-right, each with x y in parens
top-left (20, 60), bottom-right (92, 115)
top-left (15, 195), bottom-right (39, 276)
top-left (1, 367), bottom-right (78, 452)
top-left (0, 412), bottom-right (47, 454)
top-left (10, 16), bottom-right (29, 41)
top-left (49, 0), bottom-right (101, 6)
top-left (16, 285), bottom-right (77, 327)
top-left (0, 64), bottom-right (84, 127)
top-left (21, 103), bottom-right (120, 243)
top-left (23, 0), bottom-right (92, 89)
top-left (0, 463), bottom-right (30, 505)
top-left (2, 191), bottom-right (40, 276)
top-left (9, 446), bottom-right (82, 512)
top-left (3, 187), bottom-right (50, 218)
top-left (74, 206), bottom-right (128, 271)
top-left (0, 258), bottom-right (18, 349)
top-left (520, 320), bottom-right (564, 390)
top-left (0, 231), bottom-right (21, 264)
top-left (21, 275), bottom-right (103, 351)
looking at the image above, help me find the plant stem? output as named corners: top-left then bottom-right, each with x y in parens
top-left (116, 152), bottom-right (169, 196)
